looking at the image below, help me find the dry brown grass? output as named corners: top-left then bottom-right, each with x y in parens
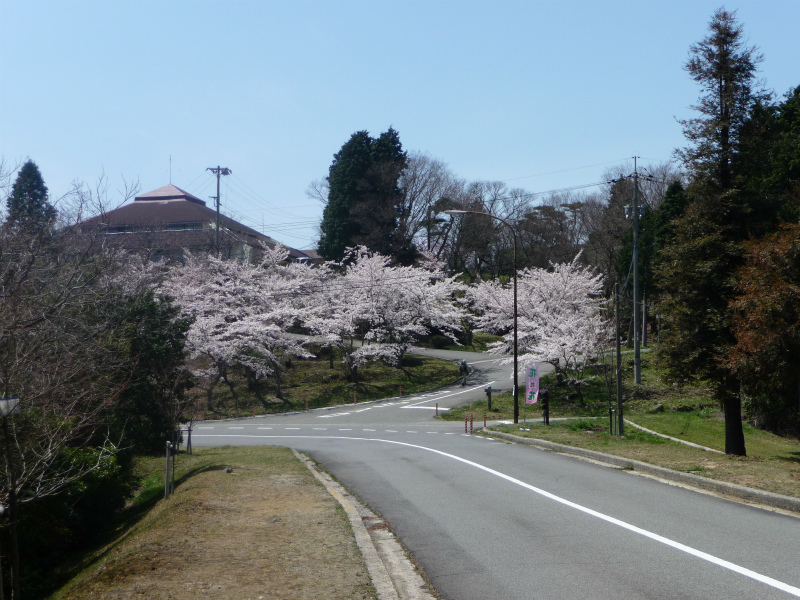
top-left (53, 447), bottom-right (376, 600)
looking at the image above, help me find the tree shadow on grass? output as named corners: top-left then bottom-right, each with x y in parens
top-left (42, 462), bottom-right (230, 599)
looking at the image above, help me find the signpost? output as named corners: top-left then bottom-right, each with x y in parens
top-left (524, 365), bottom-right (539, 422)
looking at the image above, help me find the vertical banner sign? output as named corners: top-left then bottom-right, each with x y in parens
top-left (525, 365), bottom-right (539, 404)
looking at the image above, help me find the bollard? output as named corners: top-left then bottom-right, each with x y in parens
top-left (252, 407), bottom-right (255, 417)
top-left (465, 415), bottom-right (468, 434)
top-left (305, 399), bottom-right (309, 412)
top-left (484, 412), bottom-right (487, 428)
top-left (435, 402), bottom-right (439, 417)
top-left (485, 386), bottom-right (492, 411)
top-left (541, 389), bottom-right (550, 426)
top-left (165, 441), bottom-right (173, 499)
top-left (470, 413), bottom-right (474, 434)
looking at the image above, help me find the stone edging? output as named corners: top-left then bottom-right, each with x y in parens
top-left (484, 429), bottom-right (800, 515)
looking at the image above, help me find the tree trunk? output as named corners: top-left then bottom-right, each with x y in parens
top-left (721, 378), bottom-right (746, 456)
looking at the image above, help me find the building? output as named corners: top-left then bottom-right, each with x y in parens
top-left (79, 184), bottom-right (308, 262)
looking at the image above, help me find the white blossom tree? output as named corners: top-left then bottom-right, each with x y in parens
top-left (160, 245), bottom-right (314, 409)
top-left (468, 254), bottom-right (607, 398)
top-left (305, 247), bottom-right (465, 381)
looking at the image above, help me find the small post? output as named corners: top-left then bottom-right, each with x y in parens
top-left (187, 424), bottom-right (192, 455)
top-left (541, 389), bottom-right (550, 426)
top-left (252, 407), bottom-right (255, 417)
top-left (435, 402), bottom-right (439, 417)
top-left (464, 415), bottom-right (468, 434)
top-left (470, 413), bottom-right (474, 434)
top-left (165, 441), bottom-right (172, 499)
top-left (485, 386), bottom-right (492, 411)
top-left (354, 392), bottom-right (357, 404)
top-left (484, 412), bottom-right (487, 428)
top-left (305, 399), bottom-right (309, 412)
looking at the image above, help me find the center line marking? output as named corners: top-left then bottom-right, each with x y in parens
top-left (257, 427), bottom-right (272, 430)
top-left (285, 427), bottom-right (300, 430)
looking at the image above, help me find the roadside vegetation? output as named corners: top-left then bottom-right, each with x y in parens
top-left (50, 447), bottom-right (376, 600)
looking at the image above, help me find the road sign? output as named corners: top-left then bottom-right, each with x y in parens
top-left (525, 365), bottom-right (539, 404)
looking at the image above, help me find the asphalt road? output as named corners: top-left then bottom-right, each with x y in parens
top-left (192, 350), bottom-right (800, 600)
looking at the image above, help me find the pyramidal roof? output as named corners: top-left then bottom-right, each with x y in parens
top-left (135, 184), bottom-right (205, 205)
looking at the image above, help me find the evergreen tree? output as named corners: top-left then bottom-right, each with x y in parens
top-left (5, 160), bottom-right (57, 231)
top-left (318, 128), bottom-right (413, 263)
top-left (659, 9), bottom-right (767, 456)
top-left (318, 131), bottom-right (373, 261)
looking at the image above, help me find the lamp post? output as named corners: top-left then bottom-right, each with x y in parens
top-left (444, 210), bottom-right (520, 424)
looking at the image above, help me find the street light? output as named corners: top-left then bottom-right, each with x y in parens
top-left (444, 209), bottom-right (520, 424)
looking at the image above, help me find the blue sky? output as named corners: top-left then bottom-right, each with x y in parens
top-left (2, 0), bottom-right (798, 250)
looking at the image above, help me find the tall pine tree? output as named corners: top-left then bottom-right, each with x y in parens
top-left (659, 9), bottom-right (767, 456)
top-left (5, 160), bottom-right (57, 232)
top-left (318, 128), bottom-right (413, 263)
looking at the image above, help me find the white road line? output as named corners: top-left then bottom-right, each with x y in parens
top-left (191, 432), bottom-right (800, 598)
top-left (320, 412), bottom-right (351, 418)
top-left (257, 427), bottom-right (272, 430)
top-left (426, 432), bottom-right (438, 434)
top-left (313, 427), bottom-right (327, 430)
top-left (285, 427), bottom-right (300, 430)
top-left (229, 427), bottom-right (244, 430)
top-left (355, 408), bottom-right (372, 413)
top-left (363, 429), bottom-right (376, 432)
top-left (339, 428), bottom-right (352, 431)
top-left (385, 430), bottom-right (398, 433)
top-left (402, 382), bottom-right (496, 408)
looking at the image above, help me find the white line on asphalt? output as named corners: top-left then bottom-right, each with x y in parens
top-left (313, 427), bottom-right (327, 430)
top-left (426, 432), bottom-right (438, 434)
top-left (285, 427), bottom-right (300, 430)
top-left (229, 427), bottom-right (244, 430)
top-left (339, 428), bottom-right (352, 431)
top-left (257, 427), bottom-right (272, 430)
top-left (385, 430), bottom-right (398, 433)
top-left (191, 432), bottom-right (800, 598)
top-left (402, 382), bottom-right (496, 408)
top-left (319, 412), bottom-right (351, 418)
top-left (355, 408), bottom-right (372, 413)
top-left (406, 431), bottom-right (417, 433)
top-left (363, 429), bottom-right (376, 432)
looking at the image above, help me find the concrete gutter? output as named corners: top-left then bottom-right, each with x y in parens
top-left (484, 429), bottom-right (800, 515)
top-left (294, 450), bottom-right (437, 600)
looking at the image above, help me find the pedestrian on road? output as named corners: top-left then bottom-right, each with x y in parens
top-left (459, 360), bottom-right (469, 386)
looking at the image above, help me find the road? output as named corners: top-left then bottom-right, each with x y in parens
top-left (193, 349), bottom-right (800, 599)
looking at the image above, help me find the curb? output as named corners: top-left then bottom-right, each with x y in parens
top-left (294, 450), bottom-right (437, 600)
top-left (484, 429), bottom-right (800, 515)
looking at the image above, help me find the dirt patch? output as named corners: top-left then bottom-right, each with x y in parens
top-left (57, 448), bottom-right (375, 600)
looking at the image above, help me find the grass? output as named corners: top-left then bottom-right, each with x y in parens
top-left (51, 447), bottom-right (376, 599)
top-left (197, 350), bottom-right (460, 419)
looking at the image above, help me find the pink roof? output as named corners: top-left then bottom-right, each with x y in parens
top-left (135, 184), bottom-right (205, 204)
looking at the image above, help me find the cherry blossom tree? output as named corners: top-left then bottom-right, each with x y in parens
top-left (305, 247), bottom-right (465, 381)
top-left (468, 254), bottom-right (607, 398)
top-left (160, 245), bottom-right (314, 409)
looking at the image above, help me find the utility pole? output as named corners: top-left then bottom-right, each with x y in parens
top-left (610, 158), bottom-right (657, 385)
top-left (632, 157), bottom-right (641, 384)
top-left (206, 166), bottom-right (231, 254)
top-left (615, 284), bottom-right (624, 435)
